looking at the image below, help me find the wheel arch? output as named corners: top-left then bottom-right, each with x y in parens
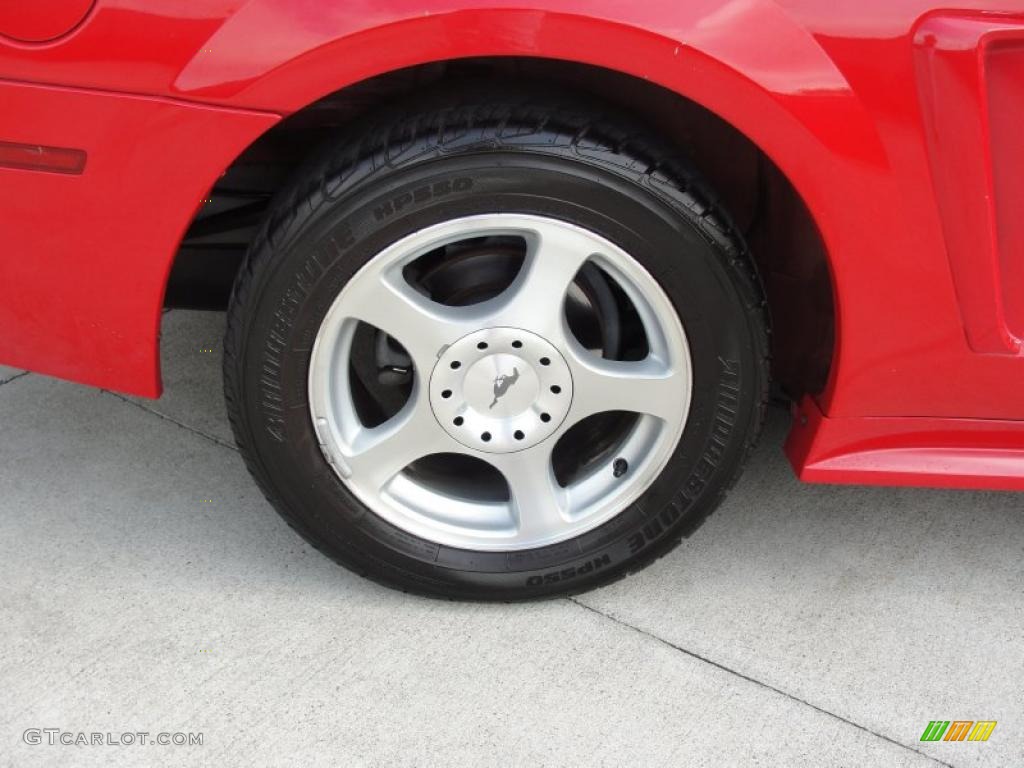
top-left (167, 3), bottom-right (878, 402)
top-left (173, 64), bottom-right (839, 400)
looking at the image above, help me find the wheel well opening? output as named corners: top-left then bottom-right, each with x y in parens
top-left (166, 57), bottom-right (835, 400)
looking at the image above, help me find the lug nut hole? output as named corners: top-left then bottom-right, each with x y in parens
top-left (512, 340), bottom-right (523, 349)
top-left (453, 416), bottom-right (464, 426)
top-left (481, 432), bottom-right (492, 442)
top-left (550, 385), bottom-right (561, 394)
top-left (441, 389), bottom-right (452, 399)
top-left (477, 341), bottom-right (488, 350)
top-left (540, 412), bottom-right (551, 423)
top-left (539, 357), bottom-right (550, 366)
top-left (450, 361), bottom-right (461, 369)
top-left (514, 430), bottom-right (525, 441)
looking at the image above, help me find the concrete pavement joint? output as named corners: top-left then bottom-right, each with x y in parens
top-left (0, 370), bottom-right (29, 387)
top-left (102, 390), bottom-right (238, 452)
top-left (567, 597), bottom-right (956, 768)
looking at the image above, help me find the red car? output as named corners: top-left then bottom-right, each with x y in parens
top-left (2, 1), bottom-right (1022, 599)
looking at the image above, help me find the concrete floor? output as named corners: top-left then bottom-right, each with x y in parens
top-left (1, 310), bottom-right (1021, 768)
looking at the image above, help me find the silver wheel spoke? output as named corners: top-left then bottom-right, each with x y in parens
top-left (490, 446), bottom-right (568, 542)
top-left (341, 272), bottom-right (470, 374)
top-left (344, 392), bottom-right (455, 492)
top-left (488, 225), bottom-right (594, 337)
top-left (566, 349), bottom-right (687, 425)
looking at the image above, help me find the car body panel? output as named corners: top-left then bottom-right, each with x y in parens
top-left (787, 396), bottom-right (1024, 491)
top-left (0, 80), bottom-right (276, 393)
top-left (914, 14), bottom-right (1024, 352)
top-left (0, 0), bottom-right (95, 44)
top-left (1, 0), bottom-right (1022, 487)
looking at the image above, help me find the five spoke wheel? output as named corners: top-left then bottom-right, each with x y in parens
top-left (309, 214), bottom-right (692, 550)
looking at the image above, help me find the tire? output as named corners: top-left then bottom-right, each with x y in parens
top-left (223, 91), bottom-right (769, 600)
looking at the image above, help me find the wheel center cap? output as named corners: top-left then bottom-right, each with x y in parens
top-left (430, 328), bottom-right (573, 453)
top-left (464, 353), bottom-right (537, 416)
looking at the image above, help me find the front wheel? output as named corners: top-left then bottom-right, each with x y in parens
top-left (223, 95), bottom-right (769, 599)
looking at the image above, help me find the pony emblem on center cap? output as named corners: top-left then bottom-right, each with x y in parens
top-left (489, 368), bottom-right (520, 409)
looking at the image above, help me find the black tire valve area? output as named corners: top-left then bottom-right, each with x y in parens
top-left (613, 458), bottom-right (628, 478)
